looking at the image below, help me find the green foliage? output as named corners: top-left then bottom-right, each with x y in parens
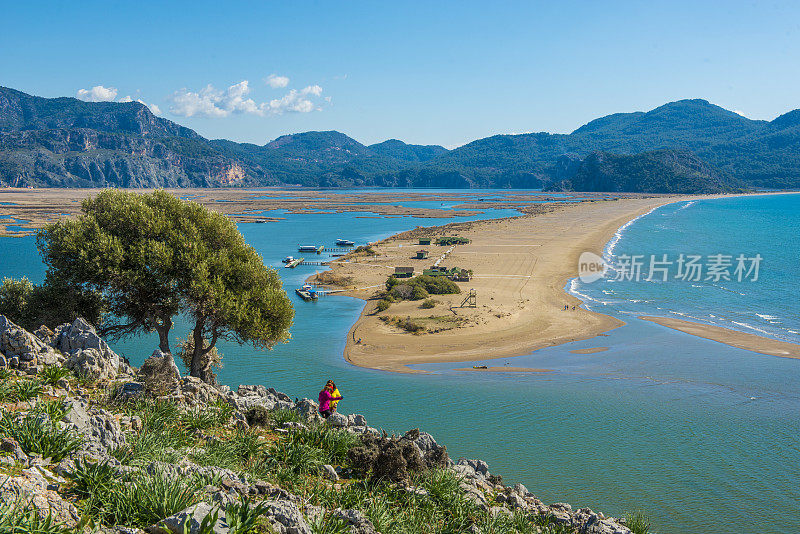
top-left (31, 399), bottom-right (70, 422)
top-left (0, 275), bottom-right (104, 331)
top-left (0, 379), bottom-right (42, 402)
top-left (380, 316), bottom-right (426, 334)
top-left (180, 400), bottom-right (234, 432)
top-left (265, 432), bottom-right (326, 475)
top-left (421, 298), bottom-right (437, 309)
top-left (624, 510), bottom-right (652, 534)
top-left (39, 365), bottom-right (72, 386)
top-left (375, 299), bottom-right (391, 313)
top-left (309, 512), bottom-right (351, 534)
top-left (225, 497), bottom-right (271, 534)
top-left (0, 494), bottom-right (70, 534)
top-left (37, 189), bottom-right (294, 380)
top-left (67, 463), bottom-right (203, 528)
top-left (386, 275), bottom-right (460, 305)
top-left (0, 408), bottom-right (82, 461)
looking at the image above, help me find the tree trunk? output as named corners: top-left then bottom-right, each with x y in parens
top-left (156, 316), bottom-right (173, 353)
top-left (190, 317), bottom-right (205, 379)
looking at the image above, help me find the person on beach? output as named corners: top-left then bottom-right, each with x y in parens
top-left (318, 381), bottom-right (343, 418)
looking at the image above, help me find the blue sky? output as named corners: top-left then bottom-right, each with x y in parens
top-left (1, 1), bottom-right (798, 148)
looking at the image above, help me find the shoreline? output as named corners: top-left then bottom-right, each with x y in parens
top-left (332, 191), bottom-right (798, 373)
top-left (640, 316), bottom-right (800, 359)
top-left (332, 195), bottom-right (708, 372)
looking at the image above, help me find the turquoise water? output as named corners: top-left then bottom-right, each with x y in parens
top-left (1, 191), bottom-right (799, 533)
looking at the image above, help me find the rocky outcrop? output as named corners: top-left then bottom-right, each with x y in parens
top-left (0, 466), bottom-right (81, 528)
top-left (54, 318), bottom-right (123, 380)
top-left (139, 350), bottom-right (181, 395)
top-left (0, 315), bottom-right (61, 367)
top-left (62, 397), bottom-right (126, 458)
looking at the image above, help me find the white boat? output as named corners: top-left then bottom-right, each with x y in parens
top-left (282, 256), bottom-right (294, 264)
top-left (336, 239), bottom-right (355, 246)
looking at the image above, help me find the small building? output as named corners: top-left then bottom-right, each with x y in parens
top-left (418, 238), bottom-right (431, 245)
top-left (394, 266), bottom-right (414, 278)
top-left (415, 249), bottom-right (429, 259)
top-left (453, 269), bottom-right (472, 282)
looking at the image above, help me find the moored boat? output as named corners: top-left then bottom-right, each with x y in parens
top-left (295, 284), bottom-right (319, 300)
top-left (336, 238), bottom-right (355, 246)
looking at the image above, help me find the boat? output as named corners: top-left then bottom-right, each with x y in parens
top-left (284, 258), bottom-right (304, 268)
top-left (298, 245), bottom-right (324, 254)
top-left (282, 256), bottom-right (294, 264)
top-left (335, 238), bottom-right (355, 246)
top-left (295, 284), bottom-right (319, 301)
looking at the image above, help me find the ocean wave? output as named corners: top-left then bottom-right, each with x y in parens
top-left (676, 200), bottom-right (696, 211)
top-left (603, 205), bottom-right (662, 261)
top-left (756, 314), bottom-right (779, 320)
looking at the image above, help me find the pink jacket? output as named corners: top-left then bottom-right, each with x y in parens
top-left (318, 389), bottom-right (342, 412)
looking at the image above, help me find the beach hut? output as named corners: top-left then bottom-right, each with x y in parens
top-left (415, 249), bottom-right (429, 259)
top-left (394, 266), bottom-right (414, 278)
top-left (418, 238), bottom-right (431, 245)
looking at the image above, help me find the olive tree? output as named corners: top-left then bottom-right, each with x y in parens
top-left (37, 190), bottom-right (294, 380)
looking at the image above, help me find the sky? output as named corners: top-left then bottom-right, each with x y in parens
top-left (1, 0), bottom-right (799, 148)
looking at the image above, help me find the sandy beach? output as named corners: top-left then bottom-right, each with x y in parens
top-left (322, 195), bottom-right (725, 372)
top-left (640, 316), bottom-right (800, 359)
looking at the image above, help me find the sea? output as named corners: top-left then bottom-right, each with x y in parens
top-left (1, 189), bottom-right (798, 534)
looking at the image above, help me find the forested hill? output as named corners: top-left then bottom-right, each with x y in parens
top-left (1, 86), bottom-right (799, 191)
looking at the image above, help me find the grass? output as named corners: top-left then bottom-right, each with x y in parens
top-left (225, 497), bottom-right (272, 534)
top-left (379, 315), bottom-right (427, 334)
top-left (0, 493), bottom-right (69, 534)
top-left (0, 408), bottom-right (82, 461)
top-left (625, 510), bottom-right (653, 534)
top-left (309, 511), bottom-right (351, 534)
top-left (67, 462), bottom-right (204, 528)
top-left (180, 400), bottom-right (234, 432)
top-left (39, 365), bottom-right (72, 386)
top-left (0, 379), bottom-right (43, 402)
top-left (31, 398), bottom-right (71, 422)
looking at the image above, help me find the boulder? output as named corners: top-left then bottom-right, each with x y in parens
top-left (62, 398), bottom-right (126, 456)
top-left (65, 348), bottom-right (117, 382)
top-left (0, 315), bottom-right (60, 366)
top-left (571, 508), bottom-right (632, 534)
top-left (326, 412), bottom-right (349, 427)
top-left (232, 385), bottom-right (294, 412)
top-left (321, 464), bottom-right (339, 481)
top-left (33, 325), bottom-right (55, 344)
top-left (0, 467), bottom-right (81, 528)
top-left (53, 318), bottom-right (119, 364)
top-left (139, 350), bottom-right (181, 395)
top-left (259, 500), bottom-right (312, 534)
top-left (150, 502), bottom-right (228, 534)
top-left (332, 508), bottom-right (380, 534)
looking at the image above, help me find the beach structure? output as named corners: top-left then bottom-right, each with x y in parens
top-left (394, 266), bottom-right (414, 278)
top-left (284, 257), bottom-right (304, 269)
top-left (418, 238), bottom-right (431, 245)
top-left (415, 249), bottom-right (429, 259)
top-left (460, 289), bottom-right (477, 307)
top-left (423, 265), bottom-right (472, 281)
top-left (436, 236), bottom-right (470, 246)
top-left (295, 284), bottom-right (320, 301)
top-left (298, 245), bottom-right (324, 254)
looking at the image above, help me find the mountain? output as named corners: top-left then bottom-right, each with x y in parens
top-left (1, 86), bottom-right (800, 191)
top-left (546, 150), bottom-right (740, 194)
top-left (368, 139), bottom-right (448, 162)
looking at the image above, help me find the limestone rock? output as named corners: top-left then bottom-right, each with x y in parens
top-left (0, 315), bottom-right (60, 365)
top-left (332, 508), bottom-right (379, 534)
top-left (65, 348), bottom-right (117, 381)
top-left (259, 500), bottom-right (312, 534)
top-left (0, 467), bottom-right (81, 527)
top-left (62, 397), bottom-right (126, 456)
top-left (150, 502), bottom-right (228, 534)
top-left (326, 412), bottom-right (349, 427)
top-left (53, 318), bottom-right (119, 365)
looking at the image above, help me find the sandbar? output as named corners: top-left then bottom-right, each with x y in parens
top-left (329, 194), bottom-right (743, 372)
top-left (640, 316), bottom-right (800, 359)
top-left (453, 367), bottom-right (554, 373)
top-left (569, 347), bottom-right (609, 354)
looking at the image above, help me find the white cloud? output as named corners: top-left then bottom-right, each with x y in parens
top-left (76, 85), bottom-right (118, 102)
top-left (266, 74), bottom-right (290, 88)
top-left (119, 95), bottom-right (162, 115)
top-left (169, 80), bottom-right (324, 118)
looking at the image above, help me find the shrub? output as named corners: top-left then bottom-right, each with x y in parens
top-left (39, 365), bottom-right (72, 386)
top-left (225, 497), bottom-right (271, 534)
top-left (32, 399), bottom-right (70, 422)
top-left (421, 298), bottom-right (437, 309)
top-left (624, 510), bottom-right (652, 534)
top-left (11, 379), bottom-right (42, 402)
top-left (375, 299), bottom-right (391, 313)
top-left (0, 277), bottom-right (33, 325)
top-left (410, 285), bottom-right (429, 301)
top-left (0, 409), bottom-right (82, 462)
top-left (379, 316), bottom-right (426, 334)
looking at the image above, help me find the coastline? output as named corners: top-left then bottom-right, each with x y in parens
top-left (331, 191), bottom-right (799, 373)
top-left (332, 195), bottom-right (721, 372)
top-left (640, 316), bottom-right (800, 359)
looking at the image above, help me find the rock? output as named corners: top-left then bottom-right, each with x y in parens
top-left (150, 502), bottom-right (228, 534)
top-left (117, 381), bottom-right (146, 401)
top-left (53, 318), bottom-right (119, 371)
top-left (0, 467), bottom-right (81, 528)
top-left (512, 482), bottom-right (529, 496)
top-left (351, 414), bottom-right (368, 427)
top-left (321, 464), bottom-right (339, 481)
top-left (332, 508), bottom-right (379, 534)
top-left (292, 398), bottom-right (321, 422)
top-left (33, 325), bottom-right (55, 344)
top-left (65, 348), bottom-right (117, 382)
top-left (0, 436), bottom-right (28, 464)
top-left (0, 315), bottom-right (60, 366)
top-left (180, 376), bottom-right (225, 406)
top-left (9, 355), bottom-right (19, 368)
top-left (572, 508), bottom-right (633, 534)
top-left (139, 350), bottom-right (181, 394)
top-left (326, 412), bottom-right (349, 427)
top-left (259, 500), bottom-right (312, 534)
top-left (0, 355), bottom-right (6, 368)
top-left (62, 397), bottom-right (126, 456)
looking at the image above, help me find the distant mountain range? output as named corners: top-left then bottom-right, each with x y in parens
top-left (1, 86), bottom-right (799, 192)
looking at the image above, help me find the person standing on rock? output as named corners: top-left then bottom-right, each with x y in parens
top-left (318, 381), bottom-right (343, 418)
top-left (328, 380), bottom-right (342, 412)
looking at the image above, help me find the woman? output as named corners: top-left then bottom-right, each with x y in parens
top-left (318, 381), bottom-right (343, 418)
top-left (329, 381), bottom-right (341, 412)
